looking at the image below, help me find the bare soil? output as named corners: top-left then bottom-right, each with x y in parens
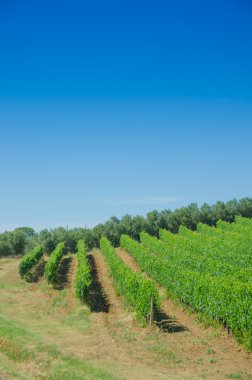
top-left (0, 254), bottom-right (251, 380)
top-left (116, 248), bottom-right (252, 378)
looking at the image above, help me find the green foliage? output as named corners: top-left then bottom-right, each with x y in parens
top-left (1, 197), bottom-right (252, 258)
top-left (226, 374), bottom-right (242, 379)
top-left (2, 197), bottom-right (252, 254)
top-left (235, 215), bottom-right (252, 227)
top-left (217, 219), bottom-right (252, 236)
top-left (44, 242), bottom-right (66, 285)
top-left (100, 237), bottom-right (159, 324)
top-left (120, 234), bottom-right (252, 350)
top-left (0, 240), bottom-right (12, 257)
top-left (75, 240), bottom-right (91, 303)
top-left (9, 230), bottom-right (26, 255)
top-left (38, 229), bottom-right (57, 254)
top-left (0, 230), bottom-right (26, 256)
top-left (18, 245), bottom-right (43, 278)
top-left (173, 225), bottom-right (252, 268)
top-left (15, 227), bottom-right (36, 238)
top-left (156, 228), bottom-right (252, 281)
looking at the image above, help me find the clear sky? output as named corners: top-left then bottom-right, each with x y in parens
top-left (0, 0), bottom-right (252, 231)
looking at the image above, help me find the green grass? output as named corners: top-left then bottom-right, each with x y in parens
top-left (208, 358), bottom-right (217, 364)
top-left (195, 357), bottom-right (204, 365)
top-left (226, 374), bottom-right (242, 379)
top-left (51, 288), bottom-right (68, 308)
top-left (0, 316), bottom-right (33, 338)
top-left (0, 315), bottom-right (121, 380)
top-left (115, 327), bottom-right (137, 343)
top-left (205, 347), bottom-right (215, 355)
top-left (1, 256), bottom-right (252, 380)
top-left (0, 262), bottom-right (120, 380)
top-left (61, 309), bottom-right (91, 331)
top-left (0, 338), bottom-right (34, 362)
top-left (147, 342), bottom-right (178, 361)
top-left (48, 357), bottom-right (122, 380)
top-left (0, 355), bottom-right (29, 380)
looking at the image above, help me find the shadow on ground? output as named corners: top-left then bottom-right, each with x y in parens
top-left (87, 254), bottom-right (110, 313)
top-left (25, 259), bottom-right (46, 283)
top-left (155, 309), bottom-right (188, 333)
top-left (55, 256), bottom-right (73, 290)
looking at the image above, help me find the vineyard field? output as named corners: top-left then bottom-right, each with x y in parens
top-left (1, 218), bottom-right (252, 379)
top-left (121, 218), bottom-right (252, 350)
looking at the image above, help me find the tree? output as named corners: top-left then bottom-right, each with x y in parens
top-left (0, 240), bottom-right (12, 257)
top-left (38, 229), bottom-right (56, 254)
top-left (199, 203), bottom-right (214, 225)
top-left (9, 230), bottom-right (26, 255)
top-left (146, 210), bottom-right (159, 236)
top-left (239, 197), bottom-right (252, 218)
top-left (15, 227), bottom-right (36, 238)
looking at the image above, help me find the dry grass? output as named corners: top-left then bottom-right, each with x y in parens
top-left (0, 255), bottom-right (252, 380)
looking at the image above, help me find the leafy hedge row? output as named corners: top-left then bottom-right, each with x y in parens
top-left (151, 229), bottom-right (252, 282)
top-left (44, 242), bottom-right (65, 285)
top-left (164, 225), bottom-right (252, 268)
top-left (19, 245), bottom-right (43, 278)
top-left (217, 219), bottom-right (252, 235)
top-left (120, 234), bottom-right (252, 350)
top-left (75, 240), bottom-right (91, 303)
top-left (236, 216), bottom-right (252, 227)
top-left (161, 227), bottom-right (239, 266)
top-left (100, 237), bottom-right (159, 324)
top-left (196, 222), bottom-right (251, 242)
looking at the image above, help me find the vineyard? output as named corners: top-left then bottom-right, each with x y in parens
top-left (44, 242), bottom-right (66, 286)
top-left (100, 237), bottom-right (160, 324)
top-left (18, 245), bottom-right (43, 279)
top-left (15, 216), bottom-right (252, 349)
top-left (75, 239), bottom-right (91, 303)
top-left (121, 229), bottom-right (252, 349)
top-left (1, 217), bottom-right (252, 379)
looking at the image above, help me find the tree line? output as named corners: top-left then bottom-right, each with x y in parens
top-left (1, 197), bottom-right (252, 257)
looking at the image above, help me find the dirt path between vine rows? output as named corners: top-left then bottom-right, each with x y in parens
top-left (66, 254), bottom-right (77, 311)
top-left (0, 255), bottom-right (252, 380)
top-left (116, 248), bottom-right (252, 378)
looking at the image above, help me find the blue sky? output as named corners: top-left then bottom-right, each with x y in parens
top-left (0, 0), bottom-right (252, 231)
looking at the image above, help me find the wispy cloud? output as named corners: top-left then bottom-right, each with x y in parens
top-left (103, 196), bottom-right (183, 205)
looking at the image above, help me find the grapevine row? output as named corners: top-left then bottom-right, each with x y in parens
top-left (120, 234), bottom-right (252, 349)
top-left (75, 240), bottom-right (91, 303)
top-left (165, 226), bottom-right (252, 268)
top-left (235, 216), bottom-right (252, 227)
top-left (140, 231), bottom-right (252, 283)
top-left (19, 245), bottom-right (43, 278)
top-left (196, 222), bottom-right (252, 248)
top-left (217, 219), bottom-right (252, 236)
top-left (44, 242), bottom-right (66, 285)
top-left (100, 237), bottom-right (159, 324)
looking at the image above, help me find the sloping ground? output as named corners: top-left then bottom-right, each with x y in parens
top-left (116, 248), bottom-right (252, 378)
top-left (0, 255), bottom-right (251, 380)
